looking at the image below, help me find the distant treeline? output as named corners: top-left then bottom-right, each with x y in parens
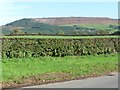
top-left (5, 33), bottom-right (119, 36)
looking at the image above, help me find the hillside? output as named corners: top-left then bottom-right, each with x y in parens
top-left (2, 19), bottom-right (75, 35)
top-left (1, 17), bottom-right (118, 35)
top-left (32, 17), bottom-right (117, 25)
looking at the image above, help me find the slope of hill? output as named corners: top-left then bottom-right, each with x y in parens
top-left (1, 17), bottom-right (118, 35)
top-left (2, 18), bottom-right (75, 35)
top-left (32, 17), bottom-right (117, 25)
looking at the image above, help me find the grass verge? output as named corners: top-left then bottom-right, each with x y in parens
top-left (2, 53), bottom-right (118, 88)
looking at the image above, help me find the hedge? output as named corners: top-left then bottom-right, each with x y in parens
top-left (1, 38), bottom-right (119, 58)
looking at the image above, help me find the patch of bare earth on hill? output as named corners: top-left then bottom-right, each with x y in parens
top-left (33, 17), bottom-right (117, 25)
top-left (1, 71), bottom-right (116, 89)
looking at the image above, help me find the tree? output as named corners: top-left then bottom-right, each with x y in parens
top-left (11, 27), bottom-right (24, 35)
top-left (38, 32), bottom-right (42, 35)
top-left (56, 30), bottom-right (65, 35)
top-left (96, 30), bottom-right (109, 35)
top-left (113, 30), bottom-right (120, 35)
top-left (72, 30), bottom-right (80, 35)
top-left (24, 32), bottom-right (28, 35)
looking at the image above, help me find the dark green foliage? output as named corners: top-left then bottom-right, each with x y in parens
top-left (108, 24), bottom-right (120, 30)
top-left (112, 31), bottom-right (120, 35)
top-left (2, 38), bottom-right (119, 58)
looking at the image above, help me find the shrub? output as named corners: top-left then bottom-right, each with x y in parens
top-left (2, 38), bottom-right (119, 58)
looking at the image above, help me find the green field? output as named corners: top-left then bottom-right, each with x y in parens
top-left (61, 24), bottom-right (117, 30)
top-left (61, 24), bottom-right (118, 34)
top-left (1, 35), bottom-right (118, 39)
top-left (2, 53), bottom-right (118, 83)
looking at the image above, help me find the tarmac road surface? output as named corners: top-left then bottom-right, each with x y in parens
top-left (22, 72), bottom-right (118, 88)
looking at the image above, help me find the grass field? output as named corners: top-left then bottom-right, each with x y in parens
top-left (2, 53), bottom-right (118, 83)
top-left (61, 24), bottom-right (118, 34)
top-left (61, 24), bottom-right (117, 30)
top-left (1, 35), bottom-right (118, 39)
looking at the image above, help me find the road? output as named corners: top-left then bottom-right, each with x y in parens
top-left (22, 72), bottom-right (118, 88)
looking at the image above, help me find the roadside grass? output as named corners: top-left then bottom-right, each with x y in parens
top-left (2, 53), bottom-right (118, 83)
top-left (0, 35), bottom-right (118, 39)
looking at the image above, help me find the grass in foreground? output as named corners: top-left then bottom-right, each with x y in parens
top-left (2, 53), bottom-right (118, 83)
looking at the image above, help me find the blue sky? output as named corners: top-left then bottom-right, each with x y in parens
top-left (0, 1), bottom-right (118, 25)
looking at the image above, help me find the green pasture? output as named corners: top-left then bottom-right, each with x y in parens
top-left (2, 53), bottom-right (118, 82)
top-left (61, 24), bottom-right (117, 30)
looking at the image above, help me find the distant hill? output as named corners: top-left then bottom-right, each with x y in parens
top-left (2, 18), bottom-right (75, 35)
top-left (32, 17), bottom-right (117, 25)
top-left (1, 17), bottom-right (118, 35)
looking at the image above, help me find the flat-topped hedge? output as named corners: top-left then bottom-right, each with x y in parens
top-left (2, 38), bottom-right (119, 58)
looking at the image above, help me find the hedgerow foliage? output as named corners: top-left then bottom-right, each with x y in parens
top-left (2, 38), bottom-right (119, 58)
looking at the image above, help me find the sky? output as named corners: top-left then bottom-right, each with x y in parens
top-left (0, 0), bottom-right (119, 25)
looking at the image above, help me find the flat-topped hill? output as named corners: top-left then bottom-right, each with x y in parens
top-left (32, 17), bottom-right (117, 25)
